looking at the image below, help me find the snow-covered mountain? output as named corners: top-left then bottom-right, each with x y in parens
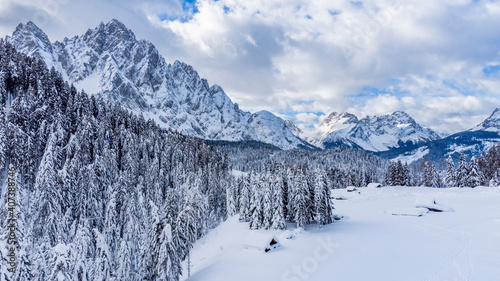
top-left (5, 20), bottom-right (307, 150)
top-left (378, 108), bottom-right (500, 163)
top-left (471, 108), bottom-right (500, 133)
top-left (248, 111), bottom-right (312, 150)
top-left (308, 111), bottom-right (440, 152)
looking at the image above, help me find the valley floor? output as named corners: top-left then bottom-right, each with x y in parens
top-left (181, 186), bottom-right (500, 281)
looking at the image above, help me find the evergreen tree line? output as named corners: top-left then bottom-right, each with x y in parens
top-left (385, 145), bottom-right (500, 188)
top-left (0, 40), bottom-right (230, 281)
top-left (215, 143), bottom-right (388, 188)
top-left (228, 163), bottom-right (334, 230)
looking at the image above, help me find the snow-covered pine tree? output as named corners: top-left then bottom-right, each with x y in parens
top-left (31, 128), bottom-right (64, 246)
top-left (238, 174), bottom-right (251, 222)
top-left (262, 169), bottom-right (273, 230)
top-left (385, 162), bottom-right (395, 186)
top-left (403, 163), bottom-right (411, 186)
top-left (91, 229), bottom-right (112, 281)
top-left (11, 180), bottom-right (35, 281)
top-left (395, 161), bottom-right (404, 186)
top-left (484, 143), bottom-right (500, 182)
top-left (467, 156), bottom-right (482, 188)
top-left (293, 169), bottom-right (309, 228)
top-left (456, 152), bottom-right (469, 187)
top-left (72, 221), bottom-right (93, 281)
top-left (115, 240), bottom-right (132, 280)
top-left (422, 161), bottom-right (442, 188)
top-left (490, 169), bottom-right (500, 187)
top-left (174, 189), bottom-right (200, 263)
top-left (285, 167), bottom-right (296, 221)
top-left (411, 164), bottom-right (420, 186)
top-left (249, 174), bottom-right (263, 230)
top-left (32, 240), bottom-right (53, 281)
top-left (314, 170), bottom-right (333, 226)
top-left (157, 224), bottom-right (173, 281)
top-left (226, 181), bottom-right (237, 217)
top-left (444, 156), bottom-right (456, 187)
top-left (431, 163), bottom-right (443, 188)
top-left (271, 171), bottom-right (286, 230)
top-left (48, 242), bottom-right (72, 281)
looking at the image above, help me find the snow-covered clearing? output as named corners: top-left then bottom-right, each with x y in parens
top-left (182, 186), bottom-right (500, 281)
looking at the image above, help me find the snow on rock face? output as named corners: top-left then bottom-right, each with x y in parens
top-left (284, 119), bottom-right (305, 139)
top-left (308, 112), bottom-right (359, 148)
top-left (248, 111), bottom-right (312, 150)
top-left (308, 111), bottom-right (440, 152)
top-left (471, 108), bottom-right (500, 132)
top-left (6, 22), bottom-right (65, 77)
top-left (6, 20), bottom-right (307, 150)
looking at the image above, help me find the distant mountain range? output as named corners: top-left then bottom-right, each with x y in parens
top-left (376, 108), bottom-right (500, 163)
top-left (305, 111), bottom-right (440, 152)
top-left (5, 19), bottom-right (499, 161)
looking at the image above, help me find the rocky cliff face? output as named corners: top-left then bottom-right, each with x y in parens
top-left (6, 20), bottom-right (307, 150)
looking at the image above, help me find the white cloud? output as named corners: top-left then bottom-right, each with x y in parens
top-left (293, 112), bottom-right (327, 131)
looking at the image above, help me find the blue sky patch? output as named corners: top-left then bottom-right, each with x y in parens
top-left (159, 0), bottom-right (199, 23)
top-left (328, 10), bottom-right (341, 16)
top-left (483, 65), bottom-right (500, 76)
top-left (182, 0), bottom-right (199, 14)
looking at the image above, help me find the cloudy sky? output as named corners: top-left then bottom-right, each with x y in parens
top-left (1, 0), bottom-right (500, 134)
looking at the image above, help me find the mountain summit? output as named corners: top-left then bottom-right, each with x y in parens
top-left (308, 111), bottom-right (440, 152)
top-left (471, 108), bottom-right (500, 132)
top-left (6, 20), bottom-right (308, 150)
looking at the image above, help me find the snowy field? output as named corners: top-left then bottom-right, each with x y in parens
top-left (182, 186), bottom-right (500, 281)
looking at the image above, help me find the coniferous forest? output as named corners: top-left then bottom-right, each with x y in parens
top-left (0, 40), bottom-right (231, 280)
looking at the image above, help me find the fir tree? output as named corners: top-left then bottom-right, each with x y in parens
top-left (262, 172), bottom-right (273, 230)
top-left (444, 156), bottom-right (456, 187)
top-left (467, 156), bottom-right (482, 188)
top-left (456, 152), bottom-right (469, 187)
top-left (490, 169), bottom-right (500, 187)
top-left (271, 172), bottom-right (286, 230)
top-left (314, 171), bottom-right (333, 226)
top-left (293, 170), bottom-right (309, 228)
top-left (249, 174), bottom-right (263, 230)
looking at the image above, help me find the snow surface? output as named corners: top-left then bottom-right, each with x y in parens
top-left (231, 170), bottom-right (248, 178)
top-left (74, 71), bottom-right (101, 95)
top-left (182, 186), bottom-right (500, 281)
top-left (392, 146), bottom-right (430, 164)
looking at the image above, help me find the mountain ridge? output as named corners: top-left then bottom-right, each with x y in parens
top-left (307, 110), bottom-right (440, 152)
top-left (6, 19), bottom-right (309, 150)
top-left (4, 20), bottom-right (498, 157)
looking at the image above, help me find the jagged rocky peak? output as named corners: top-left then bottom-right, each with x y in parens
top-left (285, 119), bottom-right (304, 136)
top-left (322, 111), bottom-right (359, 125)
top-left (9, 21), bottom-right (52, 50)
top-left (82, 19), bottom-right (137, 49)
top-left (472, 108), bottom-right (500, 132)
top-left (7, 21), bottom-right (58, 68)
top-left (5, 19), bottom-right (309, 150)
top-left (385, 111), bottom-right (417, 124)
top-left (309, 110), bottom-right (440, 152)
